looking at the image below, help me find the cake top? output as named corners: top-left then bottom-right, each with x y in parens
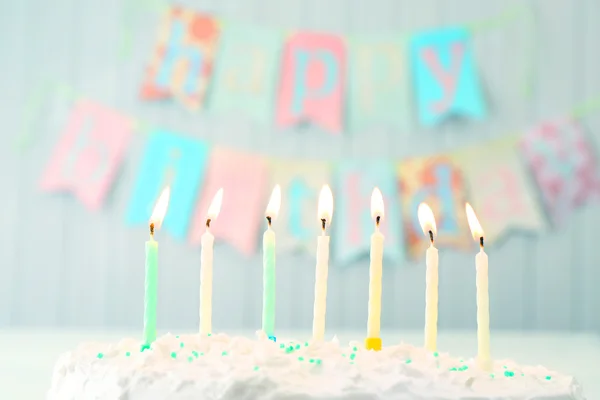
top-left (49, 332), bottom-right (585, 400)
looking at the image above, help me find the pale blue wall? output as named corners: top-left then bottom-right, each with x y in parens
top-left (0, 0), bottom-right (598, 334)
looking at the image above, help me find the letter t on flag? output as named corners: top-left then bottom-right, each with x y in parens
top-left (276, 32), bottom-right (345, 133)
top-left (410, 27), bottom-right (486, 126)
top-left (39, 99), bottom-right (133, 210)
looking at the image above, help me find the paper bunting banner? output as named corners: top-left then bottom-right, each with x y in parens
top-left (348, 36), bottom-right (409, 130)
top-left (190, 148), bottom-right (269, 255)
top-left (410, 27), bottom-right (485, 126)
top-left (333, 161), bottom-right (404, 265)
top-left (399, 156), bottom-right (470, 257)
top-left (267, 159), bottom-right (332, 254)
top-left (519, 120), bottom-right (600, 225)
top-left (276, 32), bottom-right (345, 133)
top-left (451, 138), bottom-right (546, 243)
top-left (140, 6), bottom-right (219, 110)
top-left (210, 25), bottom-right (281, 123)
top-left (40, 99), bottom-right (133, 210)
top-left (126, 131), bottom-right (209, 239)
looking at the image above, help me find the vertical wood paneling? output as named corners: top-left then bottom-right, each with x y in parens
top-left (0, 0), bottom-right (598, 334)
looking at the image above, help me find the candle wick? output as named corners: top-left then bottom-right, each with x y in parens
top-left (321, 218), bottom-right (326, 234)
top-left (266, 216), bottom-right (272, 227)
top-left (428, 230), bottom-right (434, 244)
top-left (376, 215), bottom-right (381, 227)
top-left (479, 236), bottom-right (484, 249)
top-left (206, 218), bottom-right (211, 229)
top-left (149, 222), bottom-right (155, 238)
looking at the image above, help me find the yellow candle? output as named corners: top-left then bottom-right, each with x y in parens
top-left (466, 203), bottom-right (492, 371)
top-left (312, 185), bottom-right (333, 341)
top-left (418, 203), bottom-right (438, 352)
top-left (199, 188), bottom-right (223, 336)
top-left (366, 188), bottom-right (384, 351)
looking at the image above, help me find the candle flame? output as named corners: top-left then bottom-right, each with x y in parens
top-left (417, 202), bottom-right (437, 237)
top-left (465, 202), bottom-right (484, 241)
top-left (265, 184), bottom-right (281, 220)
top-left (318, 184), bottom-right (333, 223)
top-left (370, 187), bottom-right (385, 221)
top-left (150, 187), bottom-right (171, 229)
top-left (207, 188), bottom-right (224, 219)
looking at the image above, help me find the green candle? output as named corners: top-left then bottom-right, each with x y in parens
top-left (262, 185), bottom-right (281, 339)
top-left (143, 187), bottom-right (171, 346)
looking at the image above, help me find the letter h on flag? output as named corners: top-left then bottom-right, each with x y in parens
top-left (140, 6), bottom-right (219, 110)
top-left (410, 27), bottom-right (486, 126)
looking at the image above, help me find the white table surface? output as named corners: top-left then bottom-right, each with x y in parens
top-left (0, 329), bottom-right (598, 399)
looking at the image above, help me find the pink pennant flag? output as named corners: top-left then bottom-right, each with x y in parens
top-left (40, 99), bottom-right (133, 210)
top-left (520, 120), bottom-right (600, 225)
top-left (276, 32), bottom-right (345, 133)
top-left (190, 148), bottom-right (269, 255)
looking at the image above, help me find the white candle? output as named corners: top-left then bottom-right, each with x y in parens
top-left (366, 188), bottom-right (384, 351)
top-left (199, 188), bottom-right (223, 335)
top-left (312, 185), bottom-right (333, 341)
top-left (418, 203), bottom-right (438, 352)
top-left (466, 203), bottom-right (492, 371)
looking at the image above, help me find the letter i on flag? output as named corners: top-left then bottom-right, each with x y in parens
top-left (276, 32), bottom-right (346, 133)
top-left (40, 99), bottom-right (133, 210)
top-left (140, 6), bottom-right (219, 110)
top-left (410, 27), bottom-right (486, 126)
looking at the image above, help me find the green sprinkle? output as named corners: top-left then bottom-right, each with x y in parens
top-left (285, 346), bottom-right (294, 354)
top-left (316, 359), bottom-right (322, 365)
top-left (180, 342), bottom-right (185, 348)
top-left (522, 373), bottom-right (525, 376)
top-left (545, 376), bottom-right (552, 380)
top-left (350, 361), bottom-right (355, 365)
top-left (342, 353), bottom-right (346, 357)
top-left (175, 335), bottom-right (179, 338)
top-left (353, 346), bottom-right (358, 351)
top-left (207, 333), bottom-right (212, 337)
top-left (187, 356), bottom-right (193, 362)
top-left (449, 367), bottom-right (457, 371)
top-left (96, 353), bottom-right (104, 359)
top-left (192, 351), bottom-right (199, 358)
top-left (295, 344), bottom-right (301, 350)
top-left (433, 352), bottom-right (439, 357)
top-left (140, 343), bottom-right (150, 352)
top-left (170, 352), bottom-right (177, 359)
top-left (491, 373), bottom-right (495, 378)
top-left (298, 356), bottom-right (304, 361)
top-left (280, 344), bottom-right (285, 349)
top-left (350, 353), bottom-right (356, 360)
top-left (200, 352), bottom-right (204, 356)
top-left (253, 366), bottom-right (259, 371)
top-left (309, 358), bottom-right (315, 363)
top-left (458, 366), bottom-right (469, 371)
top-left (125, 352), bottom-right (131, 357)
top-left (503, 365), bottom-right (508, 369)
top-left (304, 342), bottom-right (309, 347)
top-left (221, 351), bottom-right (228, 356)
top-left (459, 359), bottom-right (464, 362)
top-left (504, 371), bottom-right (514, 377)
top-left (405, 359), bottom-right (412, 364)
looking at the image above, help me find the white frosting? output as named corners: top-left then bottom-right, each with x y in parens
top-left (47, 332), bottom-right (585, 400)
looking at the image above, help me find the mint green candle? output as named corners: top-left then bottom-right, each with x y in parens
top-left (144, 236), bottom-right (158, 345)
top-left (262, 185), bottom-right (280, 339)
top-left (262, 225), bottom-right (276, 337)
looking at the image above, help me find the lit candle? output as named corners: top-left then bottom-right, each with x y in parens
top-left (465, 203), bottom-right (492, 371)
top-left (365, 187), bottom-right (384, 351)
top-left (418, 203), bottom-right (439, 352)
top-left (199, 188), bottom-right (223, 336)
top-left (143, 187), bottom-right (170, 348)
top-left (262, 185), bottom-right (281, 340)
top-left (312, 184), bottom-right (333, 341)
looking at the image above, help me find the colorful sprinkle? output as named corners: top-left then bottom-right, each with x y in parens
top-left (192, 351), bottom-right (199, 358)
top-left (491, 374), bottom-right (495, 378)
top-left (298, 356), bottom-right (304, 361)
top-left (221, 351), bottom-right (228, 356)
top-left (350, 353), bottom-right (356, 360)
top-left (175, 335), bottom-right (179, 338)
top-left (316, 359), bottom-right (322, 365)
top-left (433, 352), bottom-right (439, 357)
top-left (285, 346), bottom-right (294, 354)
top-left (295, 344), bottom-right (301, 350)
top-left (309, 359), bottom-right (315, 363)
top-left (253, 366), bottom-right (259, 371)
top-left (200, 352), bottom-right (204, 356)
top-left (180, 342), bottom-right (185, 348)
top-left (96, 353), bottom-right (104, 359)
top-left (125, 352), bottom-right (131, 357)
top-left (405, 359), bottom-right (412, 364)
top-left (170, 352), bottom-right (177, 359)
top-left (207, 333), bottom-right (212, 337)
top-left (187, 356), bottom-right (193, 362)
top-left (304, 342), bottom-right (309, 347)
top-left (504, 371), bottom-right (514, 377)
top-left (353, 346), bottom-right (358, 351)
top-left (545, 376), bottom-right (552, 380)
top-left (280, 344), bottom-right (285, 349)
top-left (449, 367), bottom-right (457, 371)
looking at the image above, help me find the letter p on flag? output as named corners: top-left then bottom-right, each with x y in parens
top-left (276, 32), bottom-right (345, 133)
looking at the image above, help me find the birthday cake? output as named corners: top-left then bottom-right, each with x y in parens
top-left (47, 332), bottom-right (585, 400)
